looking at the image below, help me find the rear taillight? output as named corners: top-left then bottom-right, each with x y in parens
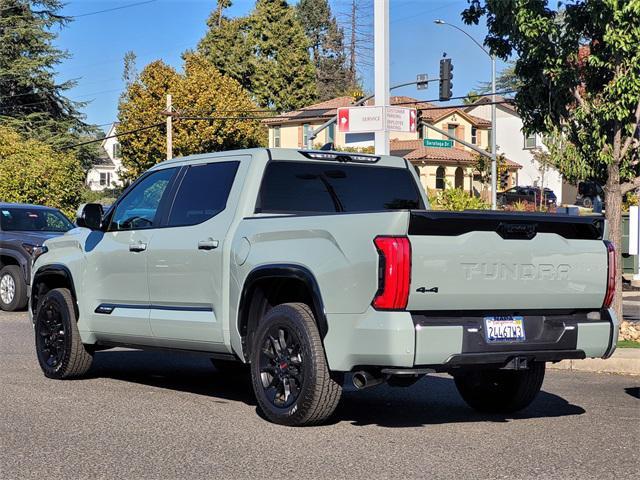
top-left (372, 236), bottom-right (411, 310)
top-left (603, 240), bottom-right (616, 308)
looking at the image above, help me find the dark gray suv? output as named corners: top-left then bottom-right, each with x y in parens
top-left (0, 203), bottom-right (74, 311)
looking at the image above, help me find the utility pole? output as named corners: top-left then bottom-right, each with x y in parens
top-left (490, 55), bottom-right (497, 210)
top-left (166, 94), bottom-right (173, 160)
top-left (374, 0), bottom-right (389, 155)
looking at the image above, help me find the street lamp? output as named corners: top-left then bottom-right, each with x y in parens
top-left (435, 19), bottom-right (498, 210)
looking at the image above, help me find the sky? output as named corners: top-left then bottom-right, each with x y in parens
top-left (53, 0), bottom-right (508, 130)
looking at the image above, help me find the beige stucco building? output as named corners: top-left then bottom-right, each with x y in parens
top-left (263, 96), bottom-right (521, 197)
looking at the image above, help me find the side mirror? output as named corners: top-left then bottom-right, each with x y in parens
top-left (76, 203), bottom-right (104, 230)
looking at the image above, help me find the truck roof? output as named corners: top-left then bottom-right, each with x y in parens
top-left (149, 148), bottom-right (409, 170)
top-left (0, 202), bottom-right (58, 210)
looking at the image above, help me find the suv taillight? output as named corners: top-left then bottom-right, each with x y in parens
top-left (372, 236), bottom-right (411, 310)
top-left (603, 240), bottom-right (616, 308)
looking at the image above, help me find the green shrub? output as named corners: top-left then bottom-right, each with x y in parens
top-left (428, 186), bottom-right (490, 211)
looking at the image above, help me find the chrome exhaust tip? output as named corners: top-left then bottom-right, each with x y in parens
top-left (352, 371), bottom-right (384, 390)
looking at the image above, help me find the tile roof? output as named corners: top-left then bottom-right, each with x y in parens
top-left (263, 95), bottom-right (492, 127)
top-left (390, 139), bottom-right (522, 169)
top-left (465, 95), bottom-right (518, 115)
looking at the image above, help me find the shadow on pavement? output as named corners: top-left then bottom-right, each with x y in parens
top-left (89, 349), bottom-right (586, 427)
top-left (624, 387), bottom-right (639, 399)
top-left (334, 375), bottom-right (585, 428)
top-left (90, 349), bottom-right (256, 406)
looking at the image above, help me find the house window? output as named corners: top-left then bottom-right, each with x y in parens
top-left (327, 123), bottom-right (335, 144)
top-left (303, 124), bottom-right (310, 147)
top-left (447, 124), bottom-right (457, 140)
top-left (455, 167), bottom-right (464, 189)
top-left (99, 172), bottom-right (111, 186)
top-left (112, 143), bottom-right (121, 159)
top-left (435, 166), bottom-right (446, 190)
top-left (524, 133), bottom-right (537, 149)
top-left (471, 126), bottom-right (477, 145)
top-left (273, 126), bottom-right (281, 147)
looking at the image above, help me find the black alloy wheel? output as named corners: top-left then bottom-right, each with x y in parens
top-left (36, 300), bottom-right (66, 370)
top-left (258, 324), bottom-right (305, 409)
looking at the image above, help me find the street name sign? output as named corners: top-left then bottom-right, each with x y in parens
top-left (337, 106), bottom-right (417, 133)
top-left (423, 138), bottom-right (454, 148)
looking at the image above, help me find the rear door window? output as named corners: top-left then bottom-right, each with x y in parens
top-left (256, 161), bottom-right (423, 213)
top-left (167, 161), bottom-right (239, 227)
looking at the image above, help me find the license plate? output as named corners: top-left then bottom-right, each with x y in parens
top-left (484, 316), bottom-right (526, 343)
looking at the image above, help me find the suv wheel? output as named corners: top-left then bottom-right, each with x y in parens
top-left (582, 196), bottom-right (593, 208)
top-left (454, 362), bottom-right (545, 413)
top-left (250, 302), bottom-right (341, 426)
top-left (0, 265), bottom-right (27, 311)
top-left (34, 288), bottom-right (93, 379)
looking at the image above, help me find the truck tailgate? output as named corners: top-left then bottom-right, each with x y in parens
top-left (407, 211), bottom-right (607, 311)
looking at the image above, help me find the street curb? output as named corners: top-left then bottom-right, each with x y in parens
top-left (549, 348), bottom-right (640, 376)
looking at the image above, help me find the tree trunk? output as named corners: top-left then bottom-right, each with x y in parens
top-left (605, 156), bottom-right (623, 324)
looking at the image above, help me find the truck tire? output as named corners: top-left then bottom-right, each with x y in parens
top-left (582, 196), bottom-right (593, 208)
top-left (250, 302), bottom-right (342, 426)
top-left (0, 265), bottom-right (27, 312)
top-left (34, 288), bottom-right (93, 379)
top-left (454, 362), bottom-right (545, 413)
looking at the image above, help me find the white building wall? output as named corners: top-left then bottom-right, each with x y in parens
top-left (86, 124), bottom-right (125, 191)
top-left (467, 104), bottom-right (564, 204)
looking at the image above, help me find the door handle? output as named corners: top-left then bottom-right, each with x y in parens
top-left (129, 242), bottom-right (147, 252)
top-left (198, 239), bottom-right (219, 251)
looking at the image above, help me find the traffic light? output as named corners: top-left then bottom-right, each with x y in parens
top-left (439, 58), bottom-right (453, 101)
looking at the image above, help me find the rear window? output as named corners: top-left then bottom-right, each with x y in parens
top-left (256, 161), bottom-right (423, 214)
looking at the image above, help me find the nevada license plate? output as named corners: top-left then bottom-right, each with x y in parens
top-left (484, 316), bottom-right (526, 343)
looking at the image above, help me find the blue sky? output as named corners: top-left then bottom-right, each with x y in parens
top-left (54, 0), bottom-right (507, 129)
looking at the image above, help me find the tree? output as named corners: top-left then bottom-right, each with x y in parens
top-left (249, 0), bottom-right (317, 110)
top-left (464, 90), bottom-right (482, 104)
top-left (530, 147), bottom-right (556, 210)
top-left (473, 152), bottom-right (508, 194)
top-left (297, 0), bottom-right (354, 100)
top-left (117, 60), bottom-right (179, 181)
top-left (117, 54), bottom-right (265, 180)
top-left (475, 61), bottom-right (521, 95)
top-left (463, 0), bottom-right (640, 321)
top-left (197, 5), bottom-right (254, 91)
top-left (0, 1), bottom-right (94, 149)
top-left (339, 0), bottom-right (373, 86)
top-left (197, 0), bottom-right (317, 110)
top-left (0, 126), bottom-right (85, 217)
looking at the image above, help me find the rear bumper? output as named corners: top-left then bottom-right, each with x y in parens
top-left (323, 307), bottom-right (618, 372)
top-left (413, 308), bottom-right (618, 370)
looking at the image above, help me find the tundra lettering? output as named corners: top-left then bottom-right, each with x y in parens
top-left (460, 262), bottom-right (572, 281)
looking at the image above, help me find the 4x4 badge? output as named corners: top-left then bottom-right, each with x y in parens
top-left (415, 287), bottom-right (438, 294)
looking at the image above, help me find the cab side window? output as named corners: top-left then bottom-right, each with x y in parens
top-left (167, 161), bottom-right (239, 227)
top-left (109, 168), bottom-right (176, 231)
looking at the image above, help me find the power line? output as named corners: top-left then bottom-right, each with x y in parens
top-left (62, 122), bottom-right (165, 149)
top-left (70, 0), bottom-right (158, 18)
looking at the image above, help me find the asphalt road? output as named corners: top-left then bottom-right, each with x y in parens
top-left (1, 311), bottom-right (638, 480)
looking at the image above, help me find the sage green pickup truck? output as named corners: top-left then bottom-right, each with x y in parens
top-left (30, 148), bottom-right (618, 426)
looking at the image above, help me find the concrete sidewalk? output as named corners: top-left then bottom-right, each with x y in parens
top-left (549, 347), bottom-right (640, 376)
